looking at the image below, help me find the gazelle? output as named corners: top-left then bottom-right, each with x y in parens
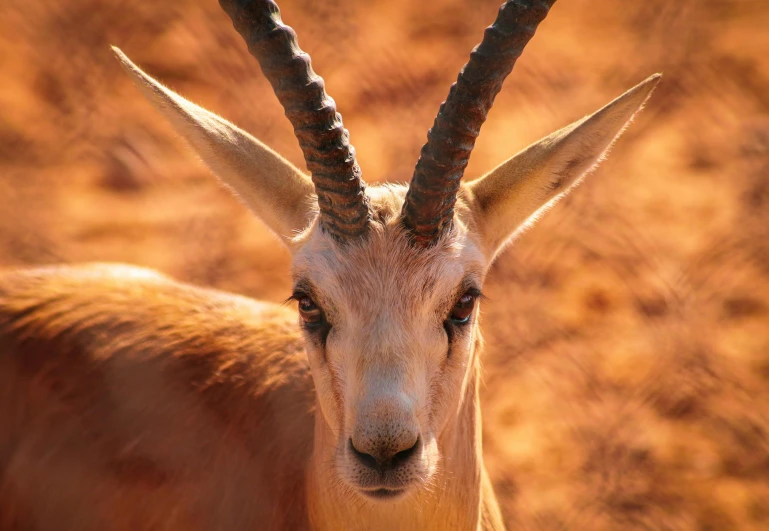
top-left (0, 0), bottom-right (660, 529)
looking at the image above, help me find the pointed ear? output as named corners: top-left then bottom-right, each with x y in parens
top-left (112, 47), bottom-right (316, 246)
top-left (464, 74), bottom-right (661, 261)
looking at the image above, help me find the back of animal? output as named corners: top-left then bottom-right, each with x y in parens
top-left (0, 264), bottom-right (315, 530)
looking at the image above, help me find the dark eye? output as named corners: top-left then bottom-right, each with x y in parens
top-left (297, 295), bottom-right (323, 326)
top-left (450, 291), bottom-right (478, 325)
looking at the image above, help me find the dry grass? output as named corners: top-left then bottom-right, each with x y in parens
top-left (1, 0), bottom-right (768, 528)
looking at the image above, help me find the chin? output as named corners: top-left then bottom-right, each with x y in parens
top-left (359, 487), bottom-right (411, 502)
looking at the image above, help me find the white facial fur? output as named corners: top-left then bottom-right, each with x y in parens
top-left (291, 185), bottom-right (486, 499)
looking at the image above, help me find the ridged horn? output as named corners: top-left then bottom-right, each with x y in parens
top-left (218, 0), bottom-right (371, 240)
top-left (402, 0), bottom-right (557, 246)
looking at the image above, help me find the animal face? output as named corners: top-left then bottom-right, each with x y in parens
top-left (291, 186), bottom-right (486, 498)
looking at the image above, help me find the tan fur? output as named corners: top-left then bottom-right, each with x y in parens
top-left (0, 264), bottom-right (313, 530)
top-left (112, 48), bottom-right (316, 244)
top-left (0, 48), bottom-right (659, 530)
top-left (466, 74), bottom-right (661, 261)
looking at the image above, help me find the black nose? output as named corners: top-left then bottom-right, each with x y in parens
top-left (349, 437), bottom-right (420, 473)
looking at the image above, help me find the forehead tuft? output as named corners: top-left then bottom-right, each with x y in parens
top-left (365, 184), bottom-right (409, 227)
top-left (290, 184), bottom-right (485, 310)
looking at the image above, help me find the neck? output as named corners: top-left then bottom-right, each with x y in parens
top-left (306, 351), bottom-right (505, 531)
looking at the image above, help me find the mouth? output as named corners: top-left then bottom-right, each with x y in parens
top-left (360, 487), bottom-right (407, 500)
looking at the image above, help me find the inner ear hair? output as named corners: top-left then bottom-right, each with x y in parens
top-left (112, 47), bottom-right (316, 247)
top-left (466, 74), bottom-right (661, 261)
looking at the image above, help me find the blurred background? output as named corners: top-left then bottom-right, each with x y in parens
top-left (1, 0), bottom-right (768, 529)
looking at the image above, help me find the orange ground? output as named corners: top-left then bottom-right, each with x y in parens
top-left (1, 0), bottom-right (768, 528)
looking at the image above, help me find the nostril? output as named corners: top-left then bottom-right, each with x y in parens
top-left (349, 436), bottom-right (420, 472)
top-left (393, 436), bottom-right (419, 466)
top-left (349, 438), bottom-right (379, 470)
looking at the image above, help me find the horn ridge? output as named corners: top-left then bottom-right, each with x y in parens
top-left (402, 0), bottom-right (557, 246)
top-left (219, 0), bottom-right (371, 240)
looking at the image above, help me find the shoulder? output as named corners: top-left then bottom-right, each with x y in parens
top-left (0, 262), bottom-right (307, 385)
top-left (0, 262), bottom-right (296, 332)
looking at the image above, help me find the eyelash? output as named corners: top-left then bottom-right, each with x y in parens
top-left (289, 291), bottom-right (331, 339)
top-left (444, 288), bottom-right (482, 342)
top-left (288, 287), bottom-right (482, 346)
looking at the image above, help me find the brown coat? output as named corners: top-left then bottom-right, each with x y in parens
top-left (0, 264), bottom-right (314, 530)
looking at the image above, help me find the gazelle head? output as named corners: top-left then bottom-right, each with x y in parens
top-left (114, 0), bottom-right (659, 502)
